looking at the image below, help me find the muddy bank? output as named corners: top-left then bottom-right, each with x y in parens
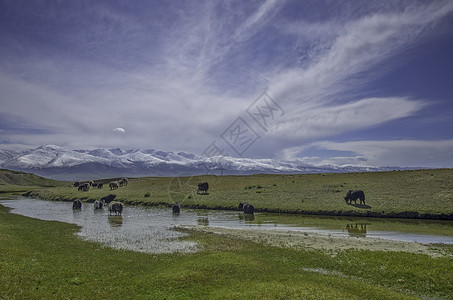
top-left (179, 225), bottom-right (451, 257)
top-left (254, 208), bottom-right (453, 221)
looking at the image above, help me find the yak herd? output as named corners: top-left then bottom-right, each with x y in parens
top-left (74, 178), bottom-right (129, 192)
top-left (75, 180), bottom-right (102, 192)
top-left (72, 178), bottom-right (128, 215)
top-left (72, 177), bottom-right (366, 217)
top-left (73, 195), bottom-right (123, 216)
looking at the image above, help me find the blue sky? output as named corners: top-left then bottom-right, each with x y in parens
top-left (0, 0), bottom-right (452, 168)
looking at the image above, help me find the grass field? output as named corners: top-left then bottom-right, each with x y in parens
top-left (1, 204), bottom-right (453, 299)
top-left (26, 168), bottom-right (453, 219)
top-left (1, 169), bottom-right (453, 298)
top-left (0, 169), bottom-right (65, 195)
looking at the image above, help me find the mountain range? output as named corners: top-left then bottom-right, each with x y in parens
top-left (0, 145), bottom-right (403, 181)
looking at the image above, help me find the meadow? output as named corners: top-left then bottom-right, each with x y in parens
top-left (1, 168), bottom-right (453, 299)
top-left (1, 204), bottom-right (453, 299)
top-left (26, 168), bottom-right (453, 219)
top-left (0, 169), bottom-right (66, 195)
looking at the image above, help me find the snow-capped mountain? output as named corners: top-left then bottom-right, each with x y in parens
top-left (0, 145), bottom-right (398, 181)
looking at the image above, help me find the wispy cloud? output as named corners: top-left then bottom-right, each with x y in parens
top-left (297, 140), bottom-right (453, 168)
top-left (269, 1), bottom-right (453, 104)
top-left (272, 97), bottom-right (424, 141)
top-left (0, 1), bottom-right (452, 167)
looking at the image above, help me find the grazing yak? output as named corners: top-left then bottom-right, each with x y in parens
top-left (197, 182), bottom-right (209, 194)
top-left (109, 181), bottom-right (119, 190)
top-left (238, 202), bottom-right (255, 215)
top-left (78, 183), bottom-right (90, 192)
top-left (73, 199), bottom-right (82, 210)
top-left (93, 200), bottom-right (104, 210)
top-left (119, 178), bottom-right (129, 186)
top-left (73, 181), bottom-right (80, 187)
top-left (172, 203), bottom-right (180, 214)
top-left (101, 194), bottom-right (116, 204)
top-left (109, 201), bottom-right (123, 216)
top-left (97, 183), bottom-right (103, 189)
top-left (344, 190), bottom-right (366, 205)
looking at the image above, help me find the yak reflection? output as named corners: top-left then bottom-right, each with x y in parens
top-left (197, 217), bottom-right (209, 226)
top-left (238, 213), bottom-right (255, 222)
top-left (346, 223), bottom-right (368, 237)
top-left (108, 215), bottom-right (123, 227)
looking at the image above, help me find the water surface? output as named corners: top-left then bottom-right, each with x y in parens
top-left (1, 198), bottom-right (453, 254)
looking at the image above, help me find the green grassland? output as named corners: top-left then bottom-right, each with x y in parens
top-left (0, 169), bottom-right (66, 195)
top-left (1, 204), bottom-right (452, 299)
top-left (28, 168), bottom-right (453, 219)
top-left (1, 169), bottom-right (453, 299)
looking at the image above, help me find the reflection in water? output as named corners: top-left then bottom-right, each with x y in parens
top-left (72, 208), bottom-right (83, 220)
top-left (238, 214), bottom-right (255, 222)
top-left (346, 223), bottom-right (368, 237)
top-left (1, 198), bottom-right (453, 254)
top-left (0, 198), bottom-right (198, 254)
top-left (94, 209), bottom-right (105, 214)
top-left (197, 217), bottom-right (209, 226)
top-left (108, 216), bottom-right (123, 227)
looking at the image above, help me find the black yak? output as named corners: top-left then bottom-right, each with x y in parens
top-left (172, 203), bottom-right (180, 214)
top-left (238, 202), bottom-right (255, 215)
top-left (119, 178), bottom-right (129, 186)
top-left (344, 190), bottom-right (366, 205)
top-left (197, 182), bottom-right (209, 194)
top-left (101, 194), bottom-right (116, 204)
top-left (109, 201), bottom-right (123, 216)
top-left (109, 181), bottom-right (119, 190)
top-left (78, 183), bottom-right (90, 192)
top-left (72, 199), bottom-right (82, 210)
top-left (93, 200), bottom-right (104, 210)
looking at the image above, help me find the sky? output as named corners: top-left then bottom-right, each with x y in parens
top-left (0, 0), bottom-right (452, 168)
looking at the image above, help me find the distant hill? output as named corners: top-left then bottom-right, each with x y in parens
top-left (0, 145), bottom-right (409, 181)
top-left (0, 169), bottom-right (66, 187)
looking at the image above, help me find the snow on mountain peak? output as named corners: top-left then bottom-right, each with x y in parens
top-left (109, 148), bottom-right (124, 156)
top-left (37, 145), bottom-right (65, 151)
top-left (0, 145), bottom-right (395, 180)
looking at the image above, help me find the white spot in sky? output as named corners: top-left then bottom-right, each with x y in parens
top-left (113, 128), bottom-right (126, 135)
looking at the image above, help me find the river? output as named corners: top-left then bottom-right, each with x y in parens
top-left (1, 197), bottom-right (453, 254)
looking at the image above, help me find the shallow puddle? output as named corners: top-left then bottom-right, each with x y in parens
top-left (1, 198), bottom-right (453, 254)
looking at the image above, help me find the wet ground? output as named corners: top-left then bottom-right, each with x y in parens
top-left (1, 198), bottom-right (453, 254)
top-left (181, 226), bottom-right (451, 257)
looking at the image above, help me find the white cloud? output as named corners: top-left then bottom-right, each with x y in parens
top-left (270, 97), bottom-right (424, 141)
top-left (235, 0), bottom-right (284, 40)
top-left (288, 140), bottom-right (453, 168)
top-left (0, 143), bottom-right (33, 151)
top-left (0, 1), bottom-right (452, 168)
top-left (269, 1), bottom-right (453, 105)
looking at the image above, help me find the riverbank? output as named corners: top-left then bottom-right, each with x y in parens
top-left (24, 168), bottom-right (453, 220)
top-left (5, 197), bottom-right (453, 255)
top-left (178, 225), bottom-right (452, 258)
top-left (1, 204), bottom-right (453, 299)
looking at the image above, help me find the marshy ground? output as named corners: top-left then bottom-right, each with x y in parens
top-left (180, 225), bottom-right (451, 257)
